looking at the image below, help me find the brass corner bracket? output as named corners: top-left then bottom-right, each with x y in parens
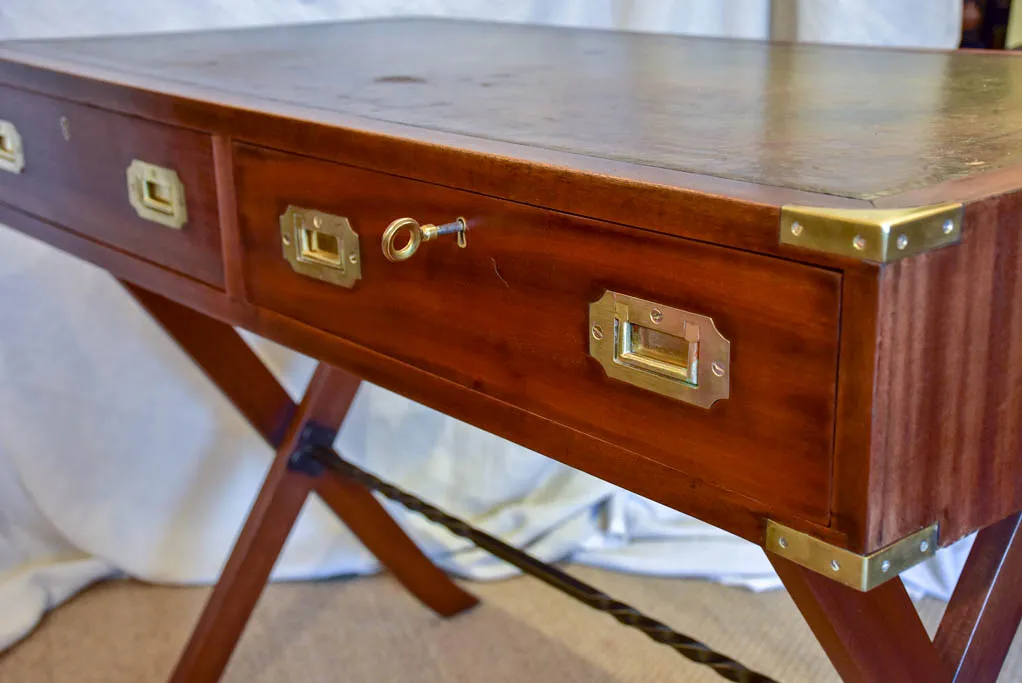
top-left (765, 520), bottom-right (938, 592)
top-left (779, 203), bottom-right (963, 263)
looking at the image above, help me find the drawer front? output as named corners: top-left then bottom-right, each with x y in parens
top-left (0, 86), bottom-right (223, 287)
top-left (235, 143), bottom-right (842, 523)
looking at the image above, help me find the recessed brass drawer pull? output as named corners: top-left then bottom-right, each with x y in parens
top-left (589, 291), bottom-right (730, 408)
top-left (382, 216), bottom-right (467, 262)
top-left (0, 120), bottom-right (25, 174)
top-left (126, 159), bottom-right (187, 229)
top-left (280, 205), bottom-right (361, 288)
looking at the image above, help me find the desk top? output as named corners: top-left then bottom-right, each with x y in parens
top-left (4, 18), bottom-right (1022, 201)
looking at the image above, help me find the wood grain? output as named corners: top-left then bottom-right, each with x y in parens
top-left (0, 203), bottom-right (847, 549)
top-left (315, 474), bottom-right (478, 618)
top-left (164, 364), bottom-right (349, 683)
top-left (935, 512), bottom-right (1022, 682)
top-left (868, 189), bottom-right (1022, 548)
top-left (0, 51), bottom-right (854, 266)
top-left (770, 554), bottom-right (951, 683)
top-left (212, 134), bottom-right (245, 300)
top-left (126, 285), bottom-right (477, 616)
top-left (125, 282), bottom-right (295, 444)
top-left (5, 19), bottom-right (1022, 200)
top-left (235, 143), bottom-right (843, 524)
top-left (0, 85), bottom-right (223, 287)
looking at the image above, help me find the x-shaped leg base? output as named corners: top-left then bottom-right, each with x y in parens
top-left (126, 282), bottom-right (1022, 683)
top-left (125, 284), bottom-right (477, 683)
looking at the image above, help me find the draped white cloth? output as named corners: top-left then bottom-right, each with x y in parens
top-left (0, 0), bottom-right (968, 654)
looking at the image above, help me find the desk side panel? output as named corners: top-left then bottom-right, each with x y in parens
top-left (870, 190), bottom-right (1022, 548)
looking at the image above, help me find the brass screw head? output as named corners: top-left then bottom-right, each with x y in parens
top-left (650, 309), bottom-right (663, 324)
top-left (348, 253), bottom-right (358, 264)
top-left (852, 235), bottom-right (867, 251)
top-left (282, 233), bottom-right (292, 246)
top-left (942, 219), bottom-right (955, 235)
top-left (313, 215), bottom-right (323, 229)
top-left (711, 360), bottom-right (726, 377)
top-left (896, 234), bottom-right (909, 251)
top-left (591, 324), bottom-right (604, 341)
top-left (919, 540), bottom-right (929, 553)
top-left (830, 560), bottom-right (841, 571)
top-left (790, 222), bottom-right (804, 237)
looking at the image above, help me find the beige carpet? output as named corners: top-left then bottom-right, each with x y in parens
top-left (1, 566), bottom-right (1020, 683)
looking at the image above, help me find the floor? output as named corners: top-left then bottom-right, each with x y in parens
top-left (1, 566), bottom-right (1020, 682)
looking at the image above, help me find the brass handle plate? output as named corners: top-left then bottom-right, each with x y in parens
top-left (589, 291), bottom-right (730, 408)
top-left (0, 120), bottom-right (25, 174)
top-left (280, 205), bottom-right (361, 288)
top-left (126, 159), bottom-right (187, 229)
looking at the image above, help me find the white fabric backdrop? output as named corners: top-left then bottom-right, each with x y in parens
top-left (0, 0), bottom-right (968, 654)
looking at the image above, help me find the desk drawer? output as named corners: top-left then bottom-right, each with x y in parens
top-left (0, 86), bottom-right (223, 287)
top-left (235, 143), bottom-right (842, 523)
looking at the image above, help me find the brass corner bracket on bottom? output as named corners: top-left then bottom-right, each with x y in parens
top-left (765, 520), bottom-right (939, 592)
top-left (780, 203), bottom-right (963, 263)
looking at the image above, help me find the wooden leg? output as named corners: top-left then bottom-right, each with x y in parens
top-left (770, 555), bottom-right (951, 683)
top-left (124, 285), bottom-right (476, 683)
top-left (166, 365), bottom-right (337, 683)
top-left (934, 512), bottom-right (1022, 682)
top-left (316, 473), bottom-right (476, 617)
top-left (773, 512), bottom-right (1022, 683)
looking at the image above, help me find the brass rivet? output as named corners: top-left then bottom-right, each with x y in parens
top-left (650, 309), bottom-right (663, 324)
top-left (896, 234), bottom-right (909, 250)
top-left (711, 360), bottom-right (725, 377)
top-left (591, 324), bottom-right (604, 341)
top-left (852, 235), bottom-right (867, 251)
top-left (348, 253), bottom-right (358, 264)
top-left (790, 222), bottom-right (804, 237)
top-left (282, 233), bottom-right (292, 246)
top-left (778, 537), bottom-right (788, 549)
top-left (919, 540), bottom-right (929, 553)
top-left (830, 560), bottom-right (841, 571)
top-left (59, 116), bottom-right (71, 141)
top-left (881, 560), bottom-right (891, 573)
top-left (942, 219), bottom-right (955, 235)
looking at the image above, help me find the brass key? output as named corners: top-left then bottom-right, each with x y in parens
top-left (381, 217), bottom-right (467, 262)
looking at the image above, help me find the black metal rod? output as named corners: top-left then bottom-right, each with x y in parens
top-left (297, 444), bottom-right (780, 683)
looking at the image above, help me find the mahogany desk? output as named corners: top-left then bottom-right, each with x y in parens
top-left (1, 19), bottom-right (1020, 683)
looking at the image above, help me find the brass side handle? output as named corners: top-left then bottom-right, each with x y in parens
top-left (382, 217), bottom-right (467, 262)
top-left (0, 120), bottom-right (25, 174)
top-left (126, 160), bottom-right (187, 229)
top-left (280, 205), bottom-right (361, 288)
top-left (589, 290), bottom-right (730, 408)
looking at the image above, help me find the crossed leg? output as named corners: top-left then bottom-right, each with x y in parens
top-left (771, 512), bottom-right (1022, 683)
top-left (125, 283), bottom-right (1022, 683)
top-left (124, 284), bottom-right (477, 683)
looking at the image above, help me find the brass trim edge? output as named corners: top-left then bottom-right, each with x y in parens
top-left (0, 120), bottom-right (25, 174)
top-left (765, 520), bottom-right (938, 592)
top-left (780, 203), bottom-right (963, 263)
